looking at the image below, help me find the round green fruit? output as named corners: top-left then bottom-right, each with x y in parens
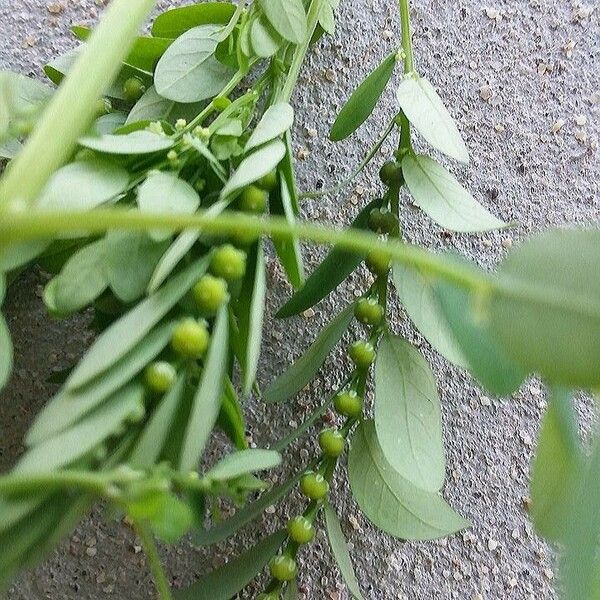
top-left (144, 361), bottom-right (177, 394)
top-left (257, 170), bottom-right (278, 192)
top-left (300, 471), bottom-right (329, 501)
top-left (333, 390), bottom-right (363, 418)
top-left (171, 318), bottom-right (210, 359)
top-left (212, 96), bottom-right (231, 111)
top-left (123, 77), bottom-right (145, 103)
top-left (368, 207), bottom-right (385, 233)
top-left (318, 428), bottom-right (345, 457)
top-left (366, 249), bottom-right (391, 276)
top-left (287, 516), bottom-right (315, 544)
top-left (269, 555), bottom-right (298, 582)
top-left (380, 210), bottom-right (400, 235)
top-left (348, 340), bottom-right (376, 369)
top-left (354, 298), bottom-right (384, 326)
top-left (379, 160), bottom-right (403, 186)
top-left (239, 185), bottom-right (268, 213)
top-left (192, 275), bottom-right (229, 315)
top-left (210, 244), bottom-right (247, 282)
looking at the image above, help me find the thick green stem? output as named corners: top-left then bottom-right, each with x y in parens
top-left (0, 0), bottom-right (156, 208)
top-left (135, 522), bottom-right (174, 600)
top-left (399, 0), bottom-right (415, 73)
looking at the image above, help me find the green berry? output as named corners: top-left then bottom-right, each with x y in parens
top-left (333, 390), bottom-right (363, 418)
top-left (368, 207), bottom-right (385, 233)
top-left (269, 555), bottom-right (298, 581)
top-left (348, 340), bottom-right (376, 369)
top-left (366, 249), bottom-right (391, 276)
top-left (287, 516), bottom-right (315, 544)
top-left (318, 428), bottom-right (345, 457)
top-left (212, 96), bottom-right (231, 111)
top-left (210, 244), bottom-right (247, 282)
top-left (95, 97), bottom-right (112, 118)
top-left (239, 185), bottom-right (268, 213)
top-left (379, 160), bottom-right (403, 186)
top-left (300, 471), bottom-right (329, 501)
top-left (144, 361), bottom-right (177, 393)
top-left (171, 318), bottom-right (210, 359)
top-left (257, 170), bottom-right (278, 192)
top-left (192, 275), bottom-right (229, 315)
top-left (123, 77), bottom-right (145, 103)
top-left (354, 298), bottom-right (384, 326)
top-left (380, 210), bottom-right (400, 235)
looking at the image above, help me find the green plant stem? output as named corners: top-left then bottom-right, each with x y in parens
top-left (0, 0), bottom-right (157, 208)
top-left (399, 0), bottom-right (415, 73)
top-left (280, 0), bottom-right (325, 102)
top-left (134, 522), bottom-right (174, 600)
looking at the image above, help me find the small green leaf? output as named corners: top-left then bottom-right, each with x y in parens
top-left (79, 130), bottom-right (174, 155)
top-left (264, 303), bottom-right (355, 404)
top-left (246, 102), bottom-right (294, 151)
top-left (151, 3), bottom-right (237, 38)
top-left (36, 159), bottom-right (129, 211)
top-left (324, 503), bottom-right (365, 600)
top-left (402, 154), bottom-right (505, 232)
top-left (179, 307), bottom-right (229, 472)
top-left (257, 0), bottom-right (307, 44)
top-left (318, 1), bottom-right (336, 35)
top-left (93, 112), bottom-right (127, 135)
top-left (330, 52), bottom-right (397, 141)
top-left (126, 86), bottom-right (175, 125)
top-left (16, 384), bottom-right (144, 473)
top-left (136, 171), bottom-right (200, 241)
top-left (348, 420), bottom-right (470, 540)
top-left (392, 263), bottom-right (468, 368)
top-left (397, 75), bottom-right (469, 163)
top-left (0, 241), bottom-right (49, 273)
top-left (217, 377), bottom-right (248, 450)
top-left (220, 139), bottom-right (286, 199)
top-left (277, 198), bottom-right (381, 317)
top-left (175, 530), bottom-right (286, 600)
top-left (206, 449), bottom-right (282, 482)
top-left (67, 256), bottom-right (210, 390)
top-left (375, 333), bottom-right (445, 492)
top-left (26, 322), bottom-right (174, 445)
top-left (0, 312), bottom-right (12, 391)
top-left (154, 25), bottom-right (235, 103)
top-left (530, 388), bottom-right (582, 542)
top-left (250, 16), bottom-right (282, 58)
top-left (284, 580), bottom-right (300, 600)
top-left (130, 373), bottom-right (187, 468)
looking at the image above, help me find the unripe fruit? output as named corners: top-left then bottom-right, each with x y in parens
top-left (366, 249), bottom-right (391, 276)
top-left (381, 210), bottom-right (400, 235)
top-left (210, 244), bottom-right (246, 282)
top-left (123, 77), bottom-right (145, 103)
top-left (212, 96), bottom-right (231, 111)
top-left (144, 361), bottom-right (177, 393)
top-left (171, 318), bottom-right (210, 359)
top-left (334, 390), bottom-right (363, 418)
top-left (269, 555), bottom-right (298, 581)
top-left (300, 471), bottom-right (329, 501)
top-left (368, 207), bottom-right (385, 233)
top-left (348, 340), bottom-right (376, 369)
top-left (318, 428), bottom-right (345, 457)
top-left (192, 275), bottom-right (229, 315)
top-left (95, 97), bottom-right (112, 117)
top-left (239, 185), bottom-right (268, 213)
top-left (287, 515), bottom-right (315, 544)
top-left (379, 160), bottom-right (403, 186)
top-left (257, 170), bottom-right (278, 192)
top-left (354, 298), bottom-right (384, 327)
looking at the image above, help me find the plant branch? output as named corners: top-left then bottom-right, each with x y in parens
top-left (399, 0), bottom-right (415, 73)
top-left (134, 522), bottom-right (174, 600)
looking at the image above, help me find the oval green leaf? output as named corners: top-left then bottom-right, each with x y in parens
top-left (246, 102), bottom-right (294, 152)
top-left (257, 0), bottom-right (307, 44)
top-left (79, 130), bottom-right (174, 155)
top-left (126, 86), bottom-right (175, 125)
top-left (151, 3), bottom-right (236, 38)
top-left (250, 16), bottom-right (282, 59)
top-left (205, 449), bottom-right (282, 482)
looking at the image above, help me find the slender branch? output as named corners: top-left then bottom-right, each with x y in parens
top-left (399, 0), bottom-right (415, 73)
top-left (134, 522), bottom-right (174, 600)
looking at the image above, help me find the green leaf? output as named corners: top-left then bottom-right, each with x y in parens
top-left (0, 241), bottom-right (49, 273)
top-left (151, 3), bottom-right (237, 38)
top-left (0, 312), bottom-right (12, 391)
top-left (324, 503), bottom-right (365, 600)
top-left (126, 86), bottom-right (175, 125)
top-left (136, 171), bottom-right (200, 241)
top-left (217, 377), bottom-right (248, 450)
top-left (392, 263), bottom-right (468, 368)
top-left (402, 154), bottom-right (505, 232)
top-left (246, 102), bottom-right (294, 151)
top-left (330, 52), bottom-right (397, 141)
top-left (129, 373), bottom-right (187, 468)
top-left (257, 0), bottom-right (307, 44)
top-left (36, 159), bottom-right (129, 210)
top-left (235, 242), bottom-right (266, 396)
top-left (374, 334), bottom-right (445, 492)
top-left (154, 25), bottom-right (235, 103)
top-left (93, 112), bottom-right (128, 134)
top-left (220, 139), bottom-right (286, 199)
top-left (0, 71), bottom-right (53, 133)
top-left (348, 420), bottom-right (470, 540)
top-left (16, 383), bottom-right (144, 473)
top-left (148, 495), bottom-right (195, 544)
top-left (277, 198), bottom-right (381, 317)
top-left (0, 138), bottom-right (22, 159)
top-left (46, 239), bottom-right (108, 315)
top-left (318, 1), bottom-right (336, 35)
top-left (193, 469), bottom-right (305, 546)
top-left (489, 228), bottom-right (600, 388)
top-left (26, 322), bottom-right (174, 445)
top-left (530, 388), bottom-right (583, 542)
top-left (205, 449), bottom-right (282, 482)
top-left (436, 279), bottom-right (526, 396)
top-left (250, 16), bottom-right (283, 58)
top-left (284, 580), bottom-right (299, 600)
top-left (179, 307), bottom-right (228, 472)
top-left (263, 303), bottom-right (355, 404)
top-left (175, 530), bottom-right (286, 600)
top-left (79, 130), bottom-right (174, 155)
top-left (67, 256), bottom-right (210, 390)
top-left (396, 75), bottom-right (469, 163)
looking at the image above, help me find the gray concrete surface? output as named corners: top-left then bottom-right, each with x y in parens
top-left (1, 0), bottom-right (599, 598)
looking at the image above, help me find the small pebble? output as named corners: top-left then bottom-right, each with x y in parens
top-left (488, 538), bottom-right (499, 551)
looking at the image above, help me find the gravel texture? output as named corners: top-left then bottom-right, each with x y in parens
top-left (1, 1), bottom-right (598, 599)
